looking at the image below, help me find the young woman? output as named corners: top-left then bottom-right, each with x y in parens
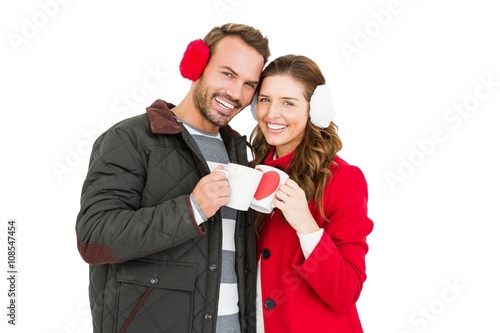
top-left (250, 55), bottom-right (374, 333)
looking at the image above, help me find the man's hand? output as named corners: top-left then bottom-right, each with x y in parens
top-left (192, 165), bottom-right (230, 218)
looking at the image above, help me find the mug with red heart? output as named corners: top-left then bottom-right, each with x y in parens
top-left (250, 165), bottom-right (289, 213)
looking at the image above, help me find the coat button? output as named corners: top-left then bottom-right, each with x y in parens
top-left (204, 313), bottom-right (213, 320)
top-left (264, 298), bottom-right (276, 310)
top-left (261, 248), bottom-right (271, 260)
top-left (209, 264), bottom-right (217, 271)
top-left (150, 276), bottom-right (158, 285)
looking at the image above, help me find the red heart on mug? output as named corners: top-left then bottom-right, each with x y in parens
top-left (254, 169), bottom-right (281, 201)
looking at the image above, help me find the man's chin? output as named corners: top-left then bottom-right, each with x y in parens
top-left (209, 112), bottom-right (234, 127)
top-left (212, 118), bottom-right (231, 127)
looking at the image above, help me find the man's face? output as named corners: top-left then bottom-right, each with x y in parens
top-left (192, 36), bottom-right (264, 132)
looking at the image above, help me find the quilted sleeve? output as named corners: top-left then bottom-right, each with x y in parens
top-left (75, 126), bottom-right (203, 265)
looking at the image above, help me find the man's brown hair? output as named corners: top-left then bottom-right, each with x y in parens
top-left (203, 23), bottom-right (271, 65)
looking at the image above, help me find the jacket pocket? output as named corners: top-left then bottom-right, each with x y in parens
top-left (115, 260), bottom-right (197, 333)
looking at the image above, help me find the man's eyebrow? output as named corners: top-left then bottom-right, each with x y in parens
top-left (220, 65), bottom-right (237, 76)
top-left (220, 65), bottom-right (259, 85)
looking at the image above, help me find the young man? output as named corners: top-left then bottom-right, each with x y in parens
top-left (76, 23), bottom-right (270, 333)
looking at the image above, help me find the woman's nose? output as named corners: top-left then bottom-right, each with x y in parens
top-left (267, 102), bottom-right (281, 118)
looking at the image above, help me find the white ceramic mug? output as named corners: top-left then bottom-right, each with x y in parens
top-left (208, 162), bottom-right (264, 211)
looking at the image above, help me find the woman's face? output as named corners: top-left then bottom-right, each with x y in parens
top-left (256, 75), bottom-right (309, 157)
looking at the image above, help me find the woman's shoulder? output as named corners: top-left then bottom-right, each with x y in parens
top-left (330, 155), bottom-right (367, 184)
top-left (323, 155), bottom-right (370, 208)
top-left (332, 155), bottom-right (360, 171)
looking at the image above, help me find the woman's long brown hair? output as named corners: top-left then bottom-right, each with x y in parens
top-left (250, 55), bottom-right (343, 235)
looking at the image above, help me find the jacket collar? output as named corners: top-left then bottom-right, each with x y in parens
top-left (146, 99), bottom-right (183, 134)
top-left (263, 147), bottom-right (295, 172)
top-left (264, 147), bottom-right (340, 173)
top-left (145, 99), bottom-right (240, 139)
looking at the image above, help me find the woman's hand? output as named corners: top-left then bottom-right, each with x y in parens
top-left (273, 179), bottom-right (320, 234)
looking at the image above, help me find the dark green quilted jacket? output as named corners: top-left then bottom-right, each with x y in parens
top-left (76, 99), bottom-right (256, 333)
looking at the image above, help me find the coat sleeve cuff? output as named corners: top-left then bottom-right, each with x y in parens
top-left (297, 228), bottom-right (324, 260)
top-left (190, 194), bottom-right (207, 224)
top-left (186, 195), bottom-right (206, 235)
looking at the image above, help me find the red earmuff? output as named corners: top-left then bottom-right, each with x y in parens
top-left (179, 39), bottom-right (210, 81)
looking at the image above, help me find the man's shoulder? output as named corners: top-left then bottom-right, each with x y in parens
top-left (106, 113), bottom-right (150, 135)
top-left (103, 98), bottom-right (178, 137)
top-left (91, 113), bottom-right (152, 151)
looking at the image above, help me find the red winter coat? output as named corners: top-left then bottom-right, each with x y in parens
top-left (257, 150), bottom-right (373, 333)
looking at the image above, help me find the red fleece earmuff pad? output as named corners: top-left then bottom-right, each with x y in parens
top-left (179, 39), bottom-right (210, 81)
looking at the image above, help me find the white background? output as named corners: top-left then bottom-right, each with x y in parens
top-left (1, 0), bottom-right (499, 332)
